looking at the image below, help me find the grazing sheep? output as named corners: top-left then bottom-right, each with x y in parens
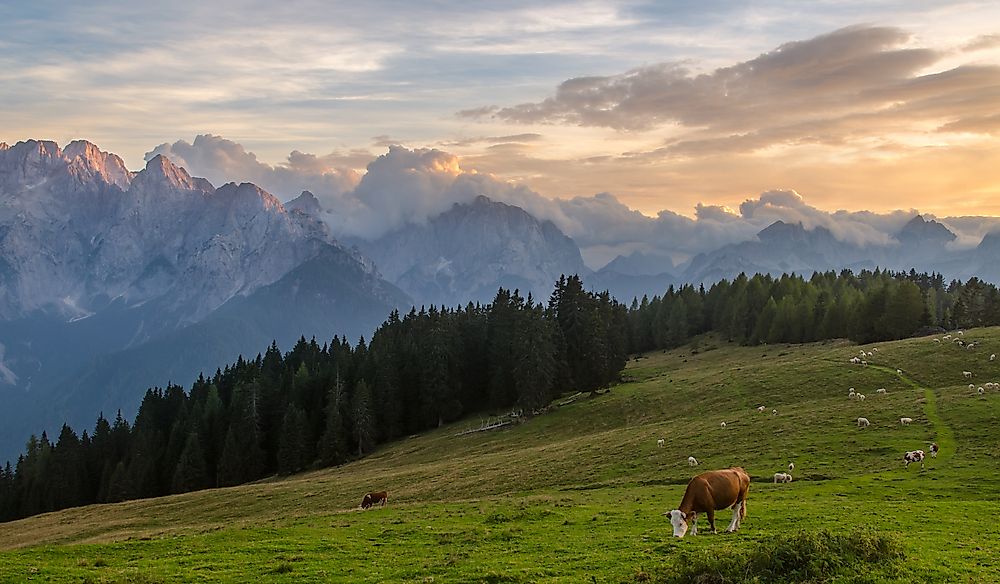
top-left (657, 439), bottom-right (665, 448)
top-left (978, 387), bottom-right (985, 395)
top-left (857, 417), bottom-right (871, 428)
top-left (772, 409), bottom-right (778, 416)
top-left (861, 360), bottom-right (868, 366)
top-left (957, 330), bottom-right (964, 336)
top-left (849, 357), bottom-right (861, 364)
top-left (991, 354), bottom-right (997, 362)
top-left (867, 351), bottom-right (874, 358)
top-left (857, 394), bottom-right (866, 401)
top-left (720, 421), bottom-right (727, 428)
top-left (773, 472), bottom-right (793, 484)
top-left (934, 338), bottom-right (941, 343)
top-left (876, 388), bottom-right (887, 394)
top-left (900, 417), bottom-right (913, 425)
top-left (788, 462), bottom-right (795, 472)
top-left (896, 369), bottom-right (902, 375)
top-left (860, 349), bottom-right (866, 356)
top-left (967, 343), bottom-right (976, 350)
top-left (969, 384), bottom-right (976, 390)
top-left (963, 371), bottom-right (973, 379)
top-left (943, 334), bottom-right (952, 339)
top-left (757, 405), bottom-right (766, 413)
top-left (688, 456), bottom-right (699, 466)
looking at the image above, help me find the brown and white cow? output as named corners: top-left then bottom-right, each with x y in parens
top-left (360, 491), bottom-right (388, 509)
top-left (664, 467), bottom-right (750, 537)
top-left (903, 450), bottom-right (925, 469)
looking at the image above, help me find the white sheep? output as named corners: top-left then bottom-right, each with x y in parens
top-left (657, 438), bottom-right (665, 448)
top-left (933, 338), bottom-right (941, 343)
top-left (900, 417), bottom-right (913, 425)
top-left (958, 330), bottom-right (964, 336)
top-left (757, 405), bottom-right (766, 413)
top-left (861, 360), bottom-right (868, 366)
top-left (896, 369), bottom-right (902, 375)
top-left (978, 387), bottom-right (985, 395)
top-left (876, 388), bottom-right (887, 394)
top-left (849, 357), bottom-right (861, 364)
top-left (772, 409), bottom-right (778, 416)
top-left (720, 421), bottom-right (727, 428)
top-left (943, 334), bottom-right (952, 339)
top-left (867, 351), bottom-right (874, 358)
top-left (963, 371), bottom-right (973, 379)
top-left (967, 343), bottom-right (976, 350)
top-left (857, 394), bottom-right (866, 401)
top-left (991, 354), bottom-right (996, 362)
top-left (969, 384), bottom-right (976, 390)
top-left (773, 472), bottom-right (793, 484)
top-left (857, 417), bottom-right (870, 428)
top-left (788, 462), bottom-right (795, 472)
top-left (688, 456), bottom-right (699, 466)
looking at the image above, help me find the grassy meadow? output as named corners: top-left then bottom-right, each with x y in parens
top-left (2, 329), bottom-right (1000, 582)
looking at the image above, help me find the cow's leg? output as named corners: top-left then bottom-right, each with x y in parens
top-left (726, 507), bottom-right (740, 532)
top-left (706, 509), bottom-right (716, 533)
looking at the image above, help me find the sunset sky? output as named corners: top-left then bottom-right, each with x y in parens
top-left (2, 0), bottom-right (999, 221)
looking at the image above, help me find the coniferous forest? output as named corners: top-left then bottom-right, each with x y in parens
top-left (3, 269), bottom-right (1000, 522)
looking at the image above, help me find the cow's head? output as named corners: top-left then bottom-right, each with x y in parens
top-left (664, 509), bottom-right (690, 537)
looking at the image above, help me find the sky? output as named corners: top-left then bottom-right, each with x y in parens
top-left (2, 0), bottom-right (1000, 261)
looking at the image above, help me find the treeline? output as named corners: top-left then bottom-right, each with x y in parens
top-left (0, 276), bottom-right (626, 522)
top-left (4, 269), bottom-right (1000, 522)
top-left (625, 269), bottom-right (1000, 352)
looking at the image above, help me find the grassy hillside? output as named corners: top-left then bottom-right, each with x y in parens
top-left (2, 329), bottom-right (1000, 582)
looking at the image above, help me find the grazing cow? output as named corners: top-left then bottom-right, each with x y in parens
top-left (903, 450), bottom-right (926, 469)
top-left (657, 438), bottom-right (665, 448)
top-left (876, 388), bottom-right (887, 394)
top-left (963, 371), bottom-right (973, 379)
top-left (857, 417), bottom-right (870, 428)
top-left (900, 417), bottom-right (913, 425)
top-left (773, 472), bottom-right (793, 484)
top-left (788, 462), bottom-right (795, 472)
top-left (664, 467), bottom-right (750, 537)
top-left (360, 491), bottom-right (389, 509)
top-left (757, 405), bottom-right (766, 413)
top-left (688, 456), bottom-right (699, 466)
top-left (929, 442), bottom-right (939, 458)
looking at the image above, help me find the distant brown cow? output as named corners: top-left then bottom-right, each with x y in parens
top-left (360, 491), bottom-right (388, 509)
top-left (664, 467), bottom-right (750, 537)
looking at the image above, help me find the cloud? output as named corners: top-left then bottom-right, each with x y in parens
top-left (463, 25), bottom-right (1000, 155)
top-left (145, 135), bottom-right (364, 207)
top-left (139, 136), bottom-right (1000, 269)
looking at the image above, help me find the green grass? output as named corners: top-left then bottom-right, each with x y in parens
top-left (3, 329), bottom-right (1000, 582)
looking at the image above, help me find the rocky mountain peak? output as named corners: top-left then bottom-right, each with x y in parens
top-left (134, 154), bottom-right (212, 193)
top-left (286, 190), bottom-right (322, 216)
top-left (63, 140), bottom-right (132, 189)
top-left (897, 214), bottom-right (956, 245)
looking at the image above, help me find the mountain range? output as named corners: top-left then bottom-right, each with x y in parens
top-left (1, 138), bottom-right (998, 461)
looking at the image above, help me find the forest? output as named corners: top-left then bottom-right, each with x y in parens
top-left (2, 269), bottom-right (999, 522)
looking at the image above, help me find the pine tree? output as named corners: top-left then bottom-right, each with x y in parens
top-left (171, 432), bottom-right (208, 494)
top-left (351, 380), bottom-right (375, 457)
top-left (277, 405), bottom-right (309, 475)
